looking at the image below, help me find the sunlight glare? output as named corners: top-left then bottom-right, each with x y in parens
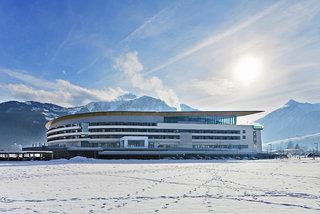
top-left (233, 55), bottom-right (262, 84)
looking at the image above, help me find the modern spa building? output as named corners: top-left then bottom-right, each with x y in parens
top-left (44, 111), bottom-right (264, 158)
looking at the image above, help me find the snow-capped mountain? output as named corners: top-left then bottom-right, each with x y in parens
top-left (80, 95), bottom-right (175, 112)
top-left (256, 99), bottom-right (320, 143)
top-left (263, 132), bottom-right (320, 151)
top-left (0, 94), bottom-right (197, 149)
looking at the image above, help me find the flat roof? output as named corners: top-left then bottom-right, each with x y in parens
top-left (46, 111), bottom-right (263, 128)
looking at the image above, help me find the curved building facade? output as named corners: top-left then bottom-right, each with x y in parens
top-left (45, 111), bottom-right (263, 155)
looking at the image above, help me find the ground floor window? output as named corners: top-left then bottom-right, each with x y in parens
top-left (193, 144), bottom-right (248, 149)
top-left (127, 140), bottom-right (145, 148)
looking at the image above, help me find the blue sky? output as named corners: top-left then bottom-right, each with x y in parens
top-left (0, 0), bottom-right (319, 120)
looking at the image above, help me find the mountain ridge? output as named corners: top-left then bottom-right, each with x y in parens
top-left (0, 94), bottom-right (197, 149)
top-left (256, 99), bottom-right (320, 143)
top-left (2, 96), bottom-right (319, 150)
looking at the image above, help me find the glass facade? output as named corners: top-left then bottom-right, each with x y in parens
top-left (164, 116), bottom-right (236, 125)
top-left (80, 122), bottom-right (89, 132)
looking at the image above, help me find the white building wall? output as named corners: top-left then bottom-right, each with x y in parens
top-left (47, 122), bottom-right (262, 154)
top-left (120, 136), bottom-right (148, 149)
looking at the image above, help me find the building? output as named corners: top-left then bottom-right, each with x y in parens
top-left (44, 111), bottom-right (264, 158)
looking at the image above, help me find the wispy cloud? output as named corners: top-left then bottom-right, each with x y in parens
top-left (191, 78), bottom-right (235, 96)
top-left (76, 56), bottom-right (101, 74)
top-left (49, 24), bottom-right (77, 63)
top-left (113, 51), bottom-right (180, 109)
top-left (1, 0), bottom-right (319, 116)
top-left (0, 68), bottom-right (125, 107)
top-left (120, 3), bottom-right (179, 43)
top-left (1, 68), bottom-right (55, 89)
top-left (161, 0), bottom-right (320, 113)
top-left (146, 1), bottom-right (284, 74)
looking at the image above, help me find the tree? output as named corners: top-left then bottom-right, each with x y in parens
top-left (287, 141), bottom-right (294, 149)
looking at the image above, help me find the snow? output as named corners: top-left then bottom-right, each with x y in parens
top-left (31, 107), bottom-right (40, 111)
top-left (264, 132), bottom-right (320, 151)
top-left (0, 158), bottom-right (319, 213)
top-left (42, 111), bottom-right (59, 121)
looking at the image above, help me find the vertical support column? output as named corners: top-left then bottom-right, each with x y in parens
top-left (144, 138), bottom-right (149, 148)
top-left (123, 138), bottom-right (128, 148)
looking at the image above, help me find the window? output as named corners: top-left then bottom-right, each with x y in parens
top-left (127, 140), bottom-right (145, 148)
top-left (253, 131), bottom-right (257, 144)
top-left (192, 136), bottom-right (240, 140)
top-left (87, 128), bottom-right (241, 134)
top-left (164, 116), bottom-right (237, 125)
top-left (192, 144), bottom-right (248, 149)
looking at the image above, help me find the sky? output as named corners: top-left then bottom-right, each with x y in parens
top-left (0, 0), bottom-right (319, 122)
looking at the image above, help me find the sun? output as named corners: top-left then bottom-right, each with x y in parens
top-left (233, 55), bottom-right (262, 84)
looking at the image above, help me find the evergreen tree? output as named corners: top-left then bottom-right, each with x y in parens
top-left (287, 141), bottom-right (294, 149)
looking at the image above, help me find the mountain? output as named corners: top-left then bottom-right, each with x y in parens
top-left (262, 132), bottom-right (320, 152)
top-left (180, 104), bottom-right (198, 111)
top-left (256, 99), bottom-right (320, 143)
top-left (82, 95), bottom-right (176, 112)
top-left (0, 94), bottom-right (197, 149)
top-left (0, 101), bottom-right (69, 150)
top-left (75, 94), bottom-right (197, 113)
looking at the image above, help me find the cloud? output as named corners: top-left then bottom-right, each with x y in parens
top-left (0, 68), bottom-right (125, 107)
top-left (157, 0), bottom-right (320, 114)
top-left (50, 24), bottom-right (76, 63)
top-left (76, 56), bottom-right (101, 74)
top-left (120, 5), bottom-right (177, 43)
top-left (146, 1), bottom-right (284, 74)
top-left (113, 51), bottom-right (180, 109)
top-left (3, 83), bottom-right (63, 104)
top-left (191, 78), bottom-right (235, 96)
top-left (1, 68), bottom-right (55, 89)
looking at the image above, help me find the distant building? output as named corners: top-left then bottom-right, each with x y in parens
top-left (43, 111), bottom-right (263, 158)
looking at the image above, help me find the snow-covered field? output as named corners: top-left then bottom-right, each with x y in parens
top-left (0, 158), bottom-right (319, 213)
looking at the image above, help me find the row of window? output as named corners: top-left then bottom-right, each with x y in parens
top-left (48, 134), bottom-right (242, 142)
top-left (49, 143), bottom-right (248, 149)
top-left (48, 127), bottom-right (242, 137)
top-left (47, 129), bottom-right (81, 137)
top-left (48, 122), bottom-right (158, 133)
top-left (49, 120), bottom-right (243, 132)
top-left (163, 116), bottom-right (236, 125)
top-left (48, 135), bottom-right (82, 142)
top-left (90, 135), bottom-right (180, 140)
top-left (89, 122), bottom-right (157, 126)
top-left (47, 130), bottom-right (79, 137)
top-left (192, 144), bottom-right (248, 149)
top-left (48, 124), bottom-right (78, 132)
top-left (88, 128), bottom-right (241, 134)
top-left (192, 136), bottom-right (240, 140)
top-left (48, 134), bottom-right (179, 142)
